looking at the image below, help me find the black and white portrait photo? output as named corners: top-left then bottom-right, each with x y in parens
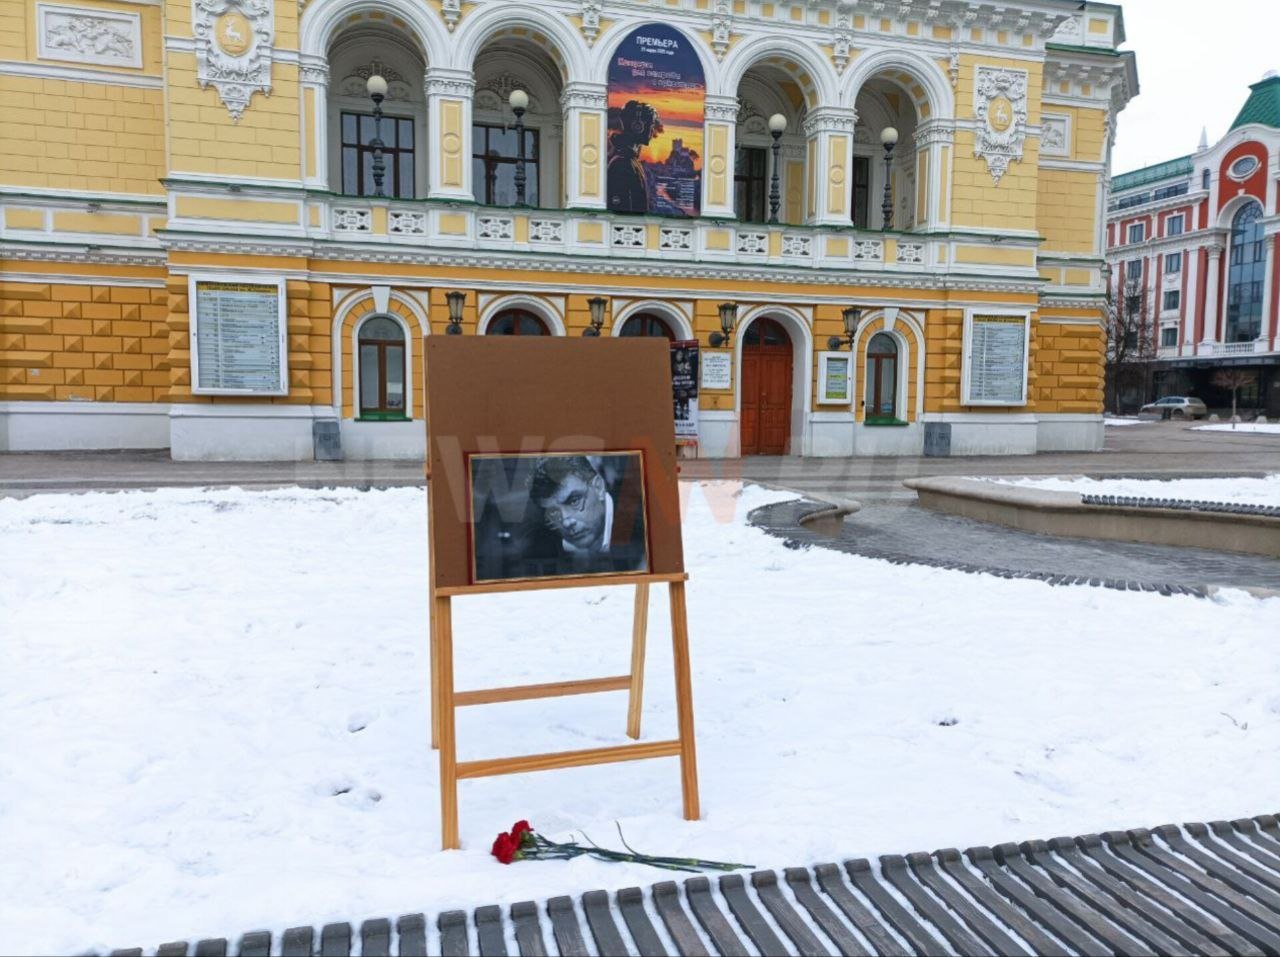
top-left (468, 452), bottom-right (650, 583)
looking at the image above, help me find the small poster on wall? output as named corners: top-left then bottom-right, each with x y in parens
top-left (468, 452), bottom-right (650, 584)
top-left (700, 350), bottom-right (732, 390)
top-left (606, 23), bottom-right (705, 217)
top-left (819, 352), bottom-right (851, 404)
top-left (671, 339), bottom-right (699, 443)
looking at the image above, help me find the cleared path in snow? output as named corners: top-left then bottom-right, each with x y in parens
top-left (107, 815), bottom-right (1280, 957)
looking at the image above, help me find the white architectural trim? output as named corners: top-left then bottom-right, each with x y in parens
top-left (839, 47), bottom-right (954, 121)
top-left (298, 0), bottom-right (448, 63)
top-left (0, 58), bottom-right (160, 87)
top-left (717, 31), bottom-right (838, 105)
top-left (609, 299), bottom-right (694, 340)
top-left (451, 3), bottom-right (587, 81)
top-left (330, 289), bottom-right (429, 419)
top-left (732, 304), bottom-right (814, 456)
top-left (476, 293), bottom-right (567, 336)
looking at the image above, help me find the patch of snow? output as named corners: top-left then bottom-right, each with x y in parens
top-left (988, 474), bottom-right (1280, 507)
top-left (1, 484), bottom-right (1278, 954)
top-left (1193, 423), bottom-right (1280, 435)
top-left (1103, 417), bottom-right (1149, 427)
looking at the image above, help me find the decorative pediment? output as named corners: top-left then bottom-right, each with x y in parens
top-left (193, 0), bottom-right (273, 121)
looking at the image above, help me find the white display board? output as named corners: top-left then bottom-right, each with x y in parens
top-left (963, 312), bottom-right (1029, 406)
top-left (700, 350), bottom-right (732, 390)
top-left (817, 352), bottom-right (852, 404)
top-left (189, 276), bottom-right (288, 395)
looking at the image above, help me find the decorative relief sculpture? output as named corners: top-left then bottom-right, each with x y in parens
top-left (1040, 114), bottom-right (1069, 157)
top-left (38, 5), bottom-right (141, 68)
top-left (441, 0), bottom-right (461, 32)
top-left (193, 0), bottom-right (274, 120)
top-left (580, 0), bottom-right (602, 46)
top-left (972, 66), bottom-right (1028, 184)
top-left (711, 0), bottom-right (731, 61)
top-left (340, 62), bottom-right (413, 101)
top-left (476, 71), bottom-right (539, 113)
top-left (832, 5), bottom-right (852, 74)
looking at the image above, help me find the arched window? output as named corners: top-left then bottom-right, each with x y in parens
top-left (865, 333), bottom-right (898, 420)
top-left (1226, 201), bottom-right (1266, 342)
top-left (487, 309), bottom-right (550, 335)
top-left (743, 317), bottom-right (789, 346)
top-left (358, 316), bottom-right (406, 418)
top-left (619, 312), bottom-right (675, 339)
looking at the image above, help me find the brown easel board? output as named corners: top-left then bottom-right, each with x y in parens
top-left (424, 336), bottom-right (699, 850)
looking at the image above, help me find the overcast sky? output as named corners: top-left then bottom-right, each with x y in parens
top-left (1110, 0), bottom-right (1278, 175)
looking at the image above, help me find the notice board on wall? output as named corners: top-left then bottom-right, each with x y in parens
top-left (189, 277), bottom-right (287, 395)
top-left (425, 337), bottom-right (685, 591)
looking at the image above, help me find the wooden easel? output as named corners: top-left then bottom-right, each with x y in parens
top-left (426, 494), bottom-right (700, 849)
top-left (422, 336), bottom-right (700, 850)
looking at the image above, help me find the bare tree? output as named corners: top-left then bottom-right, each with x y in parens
top-left (1104, 276), bottom-right (1156, 413)
top-left (1212, 368), bottom-right (1252, 425)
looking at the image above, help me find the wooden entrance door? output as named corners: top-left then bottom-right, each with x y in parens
top-left (740, 317), bottom-right (793, 455)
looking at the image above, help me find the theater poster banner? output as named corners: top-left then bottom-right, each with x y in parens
top-left (607, 24), bottom-right (704, 217)
top-left (671, 339), bottom-right (699, 443)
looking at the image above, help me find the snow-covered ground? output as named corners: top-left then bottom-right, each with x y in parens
top-left (1193, 422), bottom-right (1280, 434)
top-left (989, 473), bottom-right (1280, 506)
top-left (2, 484), bottom-right (1278, 955)
top-left (1103, 416), bottom-right (1150, 427)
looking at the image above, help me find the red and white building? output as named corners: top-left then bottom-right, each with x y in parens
top-left (1105, 71), bottom-right (1280, 416)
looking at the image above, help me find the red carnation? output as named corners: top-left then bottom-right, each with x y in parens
top-left (511, 820), bottom-right (533, 845)
top-left (491, 831), bottom-right (519, 864)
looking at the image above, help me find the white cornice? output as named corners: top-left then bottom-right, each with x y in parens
top-left (0, 58), bottom-right (161, 88)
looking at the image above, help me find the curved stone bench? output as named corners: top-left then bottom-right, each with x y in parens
top-left (794, 498), bottom-right (862, 537)
top-left (904, 476), bottom-right (1280, 558)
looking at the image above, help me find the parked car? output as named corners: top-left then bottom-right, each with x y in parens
top-left (1138, 396), bottom-right (1208, 419)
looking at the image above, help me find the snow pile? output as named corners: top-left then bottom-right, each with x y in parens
top-left (1193, 422), bottom-right (1280, 435)
top-left (988, 474), bottom-right (1280, 507)
top-left (1, 485), bottom-right (1278, 954)
top-left (1103, 416), bottom-right (1150, 427)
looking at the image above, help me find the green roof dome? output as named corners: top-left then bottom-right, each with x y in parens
top-left (1230, 73), bottom-right (1280, 131)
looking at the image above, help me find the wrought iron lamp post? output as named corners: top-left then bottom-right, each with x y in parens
top-left (366, 74), bottom-right (388, 198)
top-left (445, 290), bottom-right (465, 335)
top-left (709, 301), bottom-right (738, 348)
top-left (880, 126), bottom-right (898, 231)
top-left (509, 88), bottom-right (529, 207)
top-left (827, 306), bottom-right (863, 351)
top-left (584, 296), bottom-right (607, 336)
top-left (767, 113), bottom-right (787, 224)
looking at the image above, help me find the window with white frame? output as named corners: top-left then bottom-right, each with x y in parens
top-left (1126, 259), bottom-right (1143, 281)
top-left (1166, 214), bottom-right (1184, 237)
top-left (1165, 252), bottom-right (1182, 274)
top-left (1162, 290), bottom-right (1180, 312)
top-left (1161, 327), bottom-right (1177, 348)
top-left (1128, 222), bottom-right (1145, 244)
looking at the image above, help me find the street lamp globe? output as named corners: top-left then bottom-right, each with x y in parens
top-left (880, 126), bottom-right (899, 147)
top-left (768, 113), bottom-right (788, 135)
top-left (365, 74), bottom-right (388, 98)
top-left (508, 88), bottom-right (529, 112)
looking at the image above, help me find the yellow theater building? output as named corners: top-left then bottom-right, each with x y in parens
top-left (0, 0), bottom-right (1136, 460)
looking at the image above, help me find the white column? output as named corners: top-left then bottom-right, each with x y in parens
top-left (1260, 234), bottom-right (1276, 347)
top-left (802, 106), bottom-right (857, 227)
top-left (299, 58), bottom-right (329, 190)
top-left (1200, 243), bottom-right (1223, 348)
top-left (701, 94), bottom-right (738, 219)
top-left (1183, 243), bottom-right (1199, 354)
top-left (560, 82), bottom-right (607, 210)
top-left (425, 67), bottom-right (475, 202)
top-left (913, 120), bottom-right (954, 231)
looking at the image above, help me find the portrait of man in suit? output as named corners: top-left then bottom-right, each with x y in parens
top-left (468, 452), bottom-right (649, 583)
